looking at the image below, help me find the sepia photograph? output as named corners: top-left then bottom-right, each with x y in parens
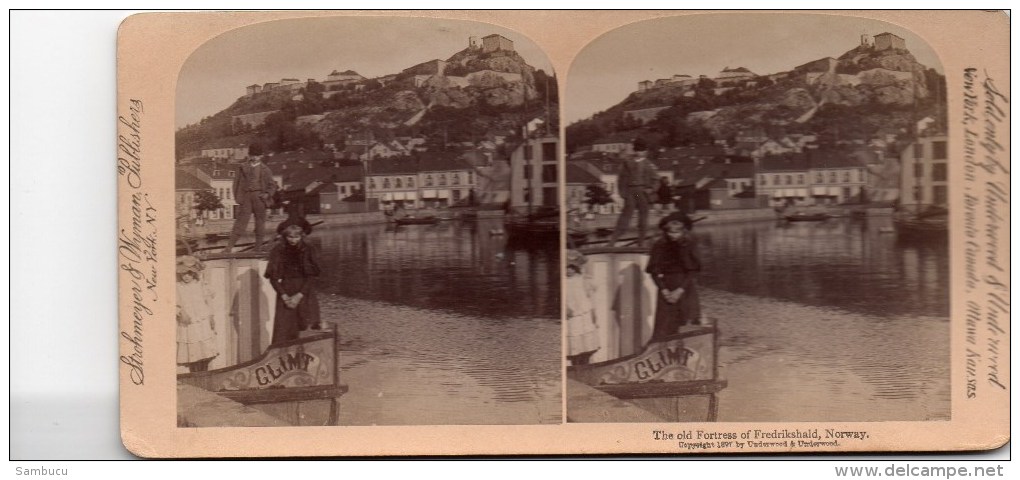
top-left (564, 13), bottom-right (952, 425)
top-left (171, 16), bottom-right (562, 426)
top-left (110, 10), bottom-right (1009, 457)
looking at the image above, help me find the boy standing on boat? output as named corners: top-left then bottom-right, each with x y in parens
top-left (608, 141), bottom-right (659, 247)
top-left (264, 220), bottom-right (322, 343)
top-left (225, 155), bottom-right (277, 252)
top-left (646, 212), bottom-right (703, 341)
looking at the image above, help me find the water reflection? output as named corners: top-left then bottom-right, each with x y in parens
top-left (696, 216), bottom-right (950, 422)
top-left (696, 216), bottom-right (949, 318)
top-left (306, 218), bottom-right (561, 424)
top-left (314, 219), bottom-right (560, 319)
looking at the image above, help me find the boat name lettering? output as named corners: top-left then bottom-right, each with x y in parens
top-left (254, 351), bottom-right (316, 386)
top-left (633, 347), bottom-right (695, 380)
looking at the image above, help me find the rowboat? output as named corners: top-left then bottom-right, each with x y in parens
top-left (177, 252), bottom-right (347, 426)
top-left (567, 247), bottom-right (726, 422)
top-left (783, 212), bottom-right (830, 222)
top-left (393, 216), bottom-right (440, 226)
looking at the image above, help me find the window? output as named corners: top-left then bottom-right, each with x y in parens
top-left (542, 165), bottom-right (557, 183)
top-left (340, 185), bottom-right (346, 194)
top-left (425, 175), bottom-right (433, 187)
top-left (858, 169), bottom-right (865, 182)
top-left (932, 163), bottom-right (947, 181)
top-left (369, 178), bottom-right (376, 189)
top-left (541, 142), bottom-right (556, 160)
top-left (523, 165), bottom-right (532, 180)
top-left (542, 187), bottom-right (558, 206)
top-left (785, 175), bottom-right (792, 185)
top-left (523, 144), bottom-right (533, 161)
top-left (797, 174), bottom-right (804, 185)
top-left (933, 185), bottom-right (948, 205)
top-left (815, 172), bottom-right (823, 183)
top-left (395, 178), bottom-right (402, 188)
top-left (914, 163), bottom-right (924, 178)
top-left (842, 171), bottom-right (850, 183)
top-left (452, 173), bottom-right (460, 185)
top-left (913, 143), bottom-right (924, 159)
top-left (932, 141), bottom-right (947, 160)
top-left (383, 178), bottom-right (391, 188)
top-left (439, 174), bottom-right (447, 186)
top-left (828, 171), bottom-right (836, 183)
top-left (467, 171), bottom-right (473, 184)
top-left (760, 174), bottom-right (767, 186)
top-left (407, 177), bottom-right (415, 188)
top-left (453, 190), bottom-right (461, 202)
top-left (226, 188), bottom-right (231, 200)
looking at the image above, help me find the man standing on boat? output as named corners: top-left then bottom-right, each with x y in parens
top-left (225, 154), bottom-right (278, 253)
top-left (608, 141), bottom-right (659, 247)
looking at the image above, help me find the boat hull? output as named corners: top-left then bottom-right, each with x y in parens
top-left (567, 248), bottom-right (726, 422)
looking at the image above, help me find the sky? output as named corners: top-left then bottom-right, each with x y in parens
top-left (565, 13), bottom-right (945, 125)
top-left (176, 16), bottom-right (555, 129)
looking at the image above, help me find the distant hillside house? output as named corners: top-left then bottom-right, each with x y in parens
top-left (637, 80), bottom-right (654, 91)
top-left (482, 34), bottom-right (514, 53)
top-left (326, 69), bottom-right (364, 82)
top-left (591, 135), bottom-right (635, 155)
top-left (873, 32), bottom-right (906, 51)
top-left (715, 66), bottom-right (757, 86)
top-left (624, 106), bottom-right (671, 125)
top-left (200, 142), bottom-right (249, 162)
top-left (245, 84), bottom-right (263, 96)
top-left (232, 110), bottom-right (278, 128)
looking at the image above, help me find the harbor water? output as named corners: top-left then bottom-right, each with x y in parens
top-left (693, 216), bottom-right (950, 422)
top-left (309, 218), bottom-right (562, 425)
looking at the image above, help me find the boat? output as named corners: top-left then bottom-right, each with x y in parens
top-left (783, 212), bottom-right (830, 222)
top-left (393, 215), bottom-right (440, 226)
top-left (504, 208), bottom-right (560, 244)
top-left (176, 251), bottom-right (347, 426)
top-left (893, 207), bottom-right (948, 241)
top-left (567, 246), bottom-right (726, 422)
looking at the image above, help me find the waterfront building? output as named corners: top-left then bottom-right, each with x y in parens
top-left (509, 135), bottom-right (558, 212)
top-left (898, 133), bottom-right (948, 211)
top-left (565, 162), bottom-right (603, 214)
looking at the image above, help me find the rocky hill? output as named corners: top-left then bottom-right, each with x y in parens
top-left (176, 42), bottom-right (554, 159)
top-left (567, 41), bottom-right (944, 153)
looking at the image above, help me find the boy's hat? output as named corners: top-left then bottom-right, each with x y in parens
top-left (659, 212), bottom-right (693, 231)
top-left (566, 249), bottom-right (587, 270)
top-left (176, 255), bottom-right (204, 274)
top-left (277, 216), bottom-right (313, 235)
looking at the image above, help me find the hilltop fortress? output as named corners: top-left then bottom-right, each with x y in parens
top-left (635, 32), bottom-right (910, 93)
top-left (242, 34), bottom-right (521, 97)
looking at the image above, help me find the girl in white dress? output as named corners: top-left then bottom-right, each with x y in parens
top-left (565, 250), bottom-right (600, 366)
top-left (176, 256), bottom-right (217, 372)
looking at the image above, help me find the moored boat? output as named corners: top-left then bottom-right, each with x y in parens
top-left (393, 215), bottom-right (440, 226)
top-left (176, 252), bottom-right (346, 426)
top-left (784, 212), bottom-right (830, 222)
top-left (567, 247), bottom-right (726, 422)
